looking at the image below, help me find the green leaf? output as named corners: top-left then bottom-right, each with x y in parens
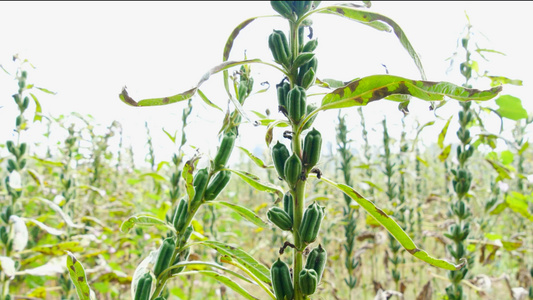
top-left (196, 241), bottom-right (271, 284)
top-left (182, 155), bottom-right (200, 202)
top-left (226, 169), bottom-right (284, 202)
top-left (35, 197), bottom-right (83, 229)
top-left (315, 6), bottom-right (426, 79)
top-left (66, 252), bottom-right (96, 300)
top-left (505, 192), bottom-right (533, 222)
top-left (475, 48), bottom-right (506, 56)
top-left (31, 156), bottom-right (63, 167)
top-left (317, 175), bottom-right (465, 271)
top-left (489, 201), bottom-right (508, 215)
top-left (500, 150), bottom-right (514, 165)
top-left (485, 159), bottom-right (512, 181)
top-left (438, 145), bottom-right (452, 162)
top-left (486, 76), bottom-right (523, 87)
top-left (176, 270), bottom-right (259, 300)
top-left (238, 146), bottom-right (271, 169)
top-left (495, 95), bottom-right (528, 121)
top-left (256, 118), bottom-right (290, 127)
top-left (211, 201), bottom-right (268, 228)
top-left (32, 242), bottom-right (83, 255)
top-left (140, 172), bottom-right (168, 183)
top-left (35, 87), bottom-right (57, 94)
top-left (416, 156), bottom-right (429, 167)
top-left (197, 89), bottom-right (223, 112)
top-left (316, 78), bottom-right (353, 89)
top-left (222, 16), bottom-right (264, 98)
top-left (220, 256), bottom-right (276, 300)
top-left (120, 215), bottom-right (175, 233)
top-left (162, 128), bottom-right (177, 144)
top-left (319, 75), bottom-right (502, 111)
top-left (412, 121), bottom-right (435, 150)
top-left (170, 260), bottom-right (254, 284)
top-left (120, 59), bottom-right (268, 107)
top-left (0, 64), bottom-right (10, 75)
top-left (438, 116), bottom-right (453, 149)
top-left (518, 141), bottom-right (529, 155)
top-left (29, 93), bottom-right (42, 122)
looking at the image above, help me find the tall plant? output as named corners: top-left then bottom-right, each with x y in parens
top-left (66, 2), bottom-right (502, 300)
top-left (1, 56), bottom-right (54, 300)
top-left (336, 112), bottom-right (359, 297)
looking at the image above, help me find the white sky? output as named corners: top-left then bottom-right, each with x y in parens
top-left (1, 2), bottom-right (532, 167)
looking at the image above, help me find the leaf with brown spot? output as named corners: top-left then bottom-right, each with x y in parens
top-left (119, 59), bottom-right (262, 107)
top-left (319, 75), bottom-right (502, 111)
top-left (66, 251), bottom-right (95, 300)
top-left (316, 175), bottom-right (465, 271)
top-left (416, 281), bottom-right (433, 300)
top-left (31, 242), bottom-right (83, 256)
top-left (314, 5), bottom-right (426, 79)
top-left (182, 154), bottom-right (201, 202)
top-left (264, 120), bottom-right (289, 147)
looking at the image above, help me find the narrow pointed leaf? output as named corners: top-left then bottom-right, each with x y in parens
top-left (170, 260), bottom-right (254, 284)
top-left (32, 241), bottom-right (83, 255)
top-left (120, 215), bottom-right (175, 233)
top-left (211, 201), bottom-right (268, 228)
top-left (35, 87), bottom-right (56, 94)
top-left (162, 128), bottom-right (177, 144)
top-left (487, 76), bottom-right (522, 87)
top-left (182, 155), bottom-right (200, 202)
top-left (438, 116), bottom-right (453, 149)
top-left (120, 59), bottom-right (262, 107)
top-left (317, 175), bottom-right (465, 271)
top-left (314, 6), bottom-right (426, 79)
top-left (29, 93), bottom-right (42, 122)
top-left (197, 89), bottom-right (223, 112)
top-left (35, 197), bottom-right (84, 229)
top-left (140, 172), bottom-right (168, 183)
top-left (412, 121), bottom-right (435, 150)
top-left (175, 270), bottom-right (259, 300)
top-left (66, 251), bottom-right (96, 300)
top-left (24, 218), bottom-right (65, 236)
top-left (196, 240), bottom-right (271, 284)
top-left (438, 145), bottom-right (452, 162)
top-left (226, 169), bottom-right (284, 202)
top-left (319, 75), bottom-right (502, 111)
top-left (238, 146), bottom-right (270, 169)
top-left (222, 16), bottom-right (267, 98)
top-left (220, 255), bottom-right (276, 300)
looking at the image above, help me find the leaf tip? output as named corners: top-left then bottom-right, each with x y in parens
top-left (120, 87), bottom-right (139, 107)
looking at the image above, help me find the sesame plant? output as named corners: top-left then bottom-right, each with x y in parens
top-left (61, 2), bottom-right (506, 300)
top-left (335, 113), bottom-right (359, 297)
top-left (0, 56), bottom-right (60, 300)
top-left (440, 16), bottom-right (531, 299)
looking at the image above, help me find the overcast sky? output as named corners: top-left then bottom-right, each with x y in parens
top-left (1, 2), bottom-right (531, 167)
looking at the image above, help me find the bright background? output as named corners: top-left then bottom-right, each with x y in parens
top-left (1, 1), bottom-right (531, 167)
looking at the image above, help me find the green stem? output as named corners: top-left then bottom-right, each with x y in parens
top-left (151, 187), bottom-right (208, 299)
top-left (291, 121), bottom-right (305, 300)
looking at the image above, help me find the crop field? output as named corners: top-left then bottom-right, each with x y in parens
top-left (0, 2), bottom-right (532, 300)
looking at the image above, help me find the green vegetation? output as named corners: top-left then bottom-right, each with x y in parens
top-left (1, 2), bottom-right (531, 300)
